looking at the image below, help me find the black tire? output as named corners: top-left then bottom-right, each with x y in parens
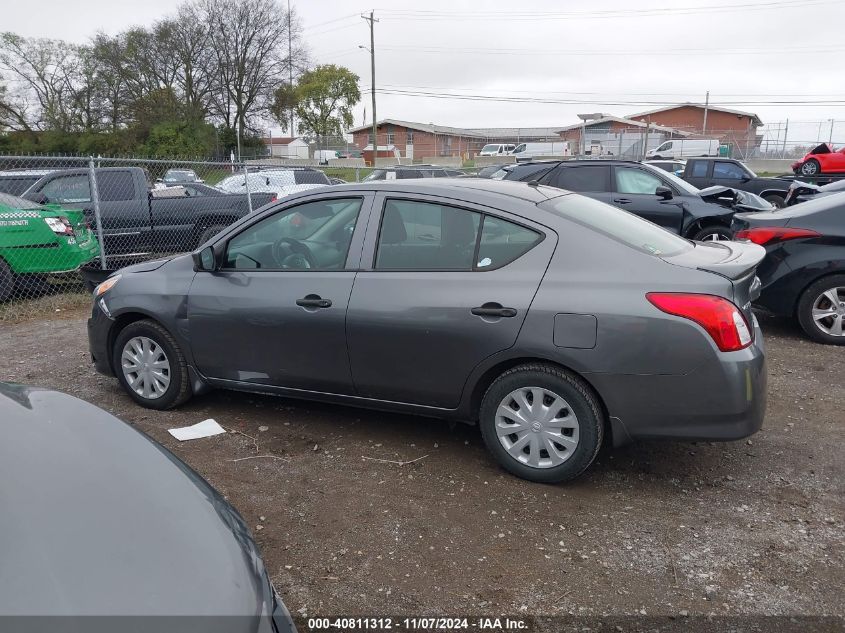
top-left (690, 225), bottom-right (733, 242)
top-left (763, 194), bottom-right (785, 208)
top-left (800, 159), bottom-right (820, 177)
top-left (796, 275), bottom-right (845, 346)
top-left (478, 363), bottom-right (604, 483)
top-left (112, 319), bottom-right (192, 409)
top-left (197, 224), bottom-right (227, 247)
top-left (0, 258), bottom-right (14, 302)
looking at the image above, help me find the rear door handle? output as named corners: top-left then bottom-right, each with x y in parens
top-left (471, 304), bottom-right (517, 318)
top-left (613, 198), bottom-right (633, 204)
top-left (296, 295), bottom-right (332, 309)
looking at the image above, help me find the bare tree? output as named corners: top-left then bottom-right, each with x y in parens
top-left (201, 0), bottom-right (307, 133)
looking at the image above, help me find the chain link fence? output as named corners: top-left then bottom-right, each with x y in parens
top-left (0, 155), bottom-right (480, 308)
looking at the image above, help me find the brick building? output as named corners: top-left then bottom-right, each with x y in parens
top-left (348, 119), bottom-right (563, 160)
top-left (627, 103), bottom-right (763, 155)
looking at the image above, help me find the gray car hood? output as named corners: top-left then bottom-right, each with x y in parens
top-left (0, 384), bottom-right (272, 622)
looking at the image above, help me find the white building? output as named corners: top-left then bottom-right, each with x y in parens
top-left (262, 137), bottom-right (310, 159)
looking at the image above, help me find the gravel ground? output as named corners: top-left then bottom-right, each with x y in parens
top-left (0, 308), bottom-right (842, 624)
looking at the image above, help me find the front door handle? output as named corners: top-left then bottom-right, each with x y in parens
top-left (613, 198), bottom-right (633, 204)
top-left (296, 294), bottom-right (332, 309)
top-left (471, 303), bottom-right (517, 318)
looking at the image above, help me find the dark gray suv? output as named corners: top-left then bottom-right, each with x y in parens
top-left (88, 180), bottom-right (767, 483)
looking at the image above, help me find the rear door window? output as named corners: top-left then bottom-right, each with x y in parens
top-left (552, 165), bottom-right (611, 192)
top-left (97, 171), bottom-right (136, 202)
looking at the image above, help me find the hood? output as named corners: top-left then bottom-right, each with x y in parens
top-left (698, 186), bottom-right (774, 212)
top-left (117, 254), bottom-right (179, 275)
top-left (0, 383), bottom-right (272, 621)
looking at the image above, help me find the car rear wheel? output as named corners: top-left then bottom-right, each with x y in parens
top-left (796, 275), bottom-right (845, 345)
top-left (0, 259), bottom-right (14, 302)
top-left (691, 226), bottom-right (733, 242)
top-left (113, 319), bottom-right (192, 409)
top-left (479, 364), bottom-right (604, 483)
top-left (800, 159), bottom-right (820, 176)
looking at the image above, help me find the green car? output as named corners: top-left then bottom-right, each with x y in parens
top-left (0, 192), bottom-right (100, 301)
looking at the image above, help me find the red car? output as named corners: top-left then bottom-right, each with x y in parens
top-left (792, 143), bottom-right (845, 176)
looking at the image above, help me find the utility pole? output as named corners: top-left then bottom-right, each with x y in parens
top-left (288, 0), bottom-right (295, 136)
top-left (830, 119), bottom-right (835, 144)
top-left (643, 120), bottom-right (650, 160)
top-left (362, 11), bottom-right (379, 165)
top-left (702, 90), bottom-right (710, 135)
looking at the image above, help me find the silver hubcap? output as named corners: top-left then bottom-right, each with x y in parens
top-left (495, 387), bottom-right (580, 469)
top-left (812, 287), bottom-right (845, 337)
top-left (803, 163), bottom-right (818, 174)
top-left (121, 336), bottom-right (171, 399)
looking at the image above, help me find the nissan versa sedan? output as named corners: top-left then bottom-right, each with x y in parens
top-left (88, 180), bottom-right (767, 483)
top-left (0, 382), bottom-right (295, 633)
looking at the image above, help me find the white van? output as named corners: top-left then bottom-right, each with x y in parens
top-left (511, 142), bottom-right (571, 161)
top-left (647, 139), bottom-right (720, 159)
top-left (479, 143), bottom-right (516, 156)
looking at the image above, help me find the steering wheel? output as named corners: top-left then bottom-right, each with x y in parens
top-left (272, 237), bottom-right (317, 270)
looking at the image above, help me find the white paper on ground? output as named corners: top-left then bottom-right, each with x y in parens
top-left (168, 418), bottom-right (226, 441)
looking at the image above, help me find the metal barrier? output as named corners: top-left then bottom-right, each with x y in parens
top-left (0, 155), bottom-right (476, 304)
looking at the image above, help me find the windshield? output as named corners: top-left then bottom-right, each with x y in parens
top-left (294, 171), bottom-right (331, 185)
top-left (642, 164), bottom-right (701, 195)
top-left (539, 194), bottom-right (693, 257)
top-left (481, 144), bottom-right (500, 153)
top-left (363, 170), bottom-right (387, 181)
top-left (163, 170), bottom-right (196, 182)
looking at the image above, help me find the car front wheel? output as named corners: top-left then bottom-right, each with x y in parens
top-left (796, 275), bottom-right (845, 345)
top-left (691, 225), bottom-right (733, 242)
top-left (113, 319), bottom-right (192, 409)
top-left (800, 159), bottom-right (820, 176)
top-left (479, 364), bottom-right (604, 483)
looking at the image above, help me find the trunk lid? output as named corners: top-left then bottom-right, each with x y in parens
top-left (661, 240), bottom-right (766, 324)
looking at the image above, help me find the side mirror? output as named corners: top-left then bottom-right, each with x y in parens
top-left (655, 186), bottom-right (674, 200)
top-left (741, 176), bottom-right (752, 182)
top-left (23, 191), bottom-right (49, 205)
top-left (192, 245), bottom-right (219, 272)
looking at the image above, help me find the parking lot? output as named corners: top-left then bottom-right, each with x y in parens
top-left (1, 303), bottom-right (842, 620)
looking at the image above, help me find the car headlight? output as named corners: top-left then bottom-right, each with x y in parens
top-left (95, 274), bottom-right (121, 297)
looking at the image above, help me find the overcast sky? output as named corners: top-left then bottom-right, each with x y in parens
top-left (4, 0), bottom-right (844, 144)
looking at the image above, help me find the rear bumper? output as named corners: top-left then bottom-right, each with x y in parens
top-left (87, 303), bottom-right (114, 376)
top-left (590, 320), bottom-right (767, 444)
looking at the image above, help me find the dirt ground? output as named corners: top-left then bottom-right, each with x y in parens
top-left (1, 307), bottom-right (842, 623)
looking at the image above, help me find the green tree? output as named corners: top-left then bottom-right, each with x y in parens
top-left (274, 64), bottom-right (359, 142)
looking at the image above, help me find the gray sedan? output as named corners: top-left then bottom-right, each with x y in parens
top-left (88, 180), bottom-right (767, 483)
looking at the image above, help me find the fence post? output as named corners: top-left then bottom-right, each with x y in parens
top-left (242, 163), bottom-right (253, 214)
top-left (88, 156), bottom-right (108, 270)
top-left (355, 167), bottom-right (360, 182)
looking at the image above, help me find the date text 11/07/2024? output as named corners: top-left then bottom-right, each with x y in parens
top-left (305, 617), bottom-right (528, 631)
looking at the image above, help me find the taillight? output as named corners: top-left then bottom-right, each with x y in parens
top-left (734, 227), bottom-right (820, 246)
top-left (646, 293), bottom-right (752, 352)
top-left (43, 216), bottom-right (74, 236)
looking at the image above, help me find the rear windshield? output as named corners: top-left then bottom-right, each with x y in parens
top-left (294, 170), bottom-right (331, 185)
top-left (0, 176), bottom-right (41, 196)
top-left (539, 194), bottom-right (693, 257)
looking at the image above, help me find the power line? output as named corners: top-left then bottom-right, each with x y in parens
top-left (376, 44), bottom-right (845, 57)
top-left (376, 0), bottom-right (830, 21)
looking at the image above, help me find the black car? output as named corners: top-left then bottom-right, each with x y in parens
top-left (497, 159), bottom-right (763, 241)
top-left (732, 192), bottom-right (845, 345)
top-left (0, 382), bottom-right (296, 632)
top-left (680, 158), bottom-right (793, 208)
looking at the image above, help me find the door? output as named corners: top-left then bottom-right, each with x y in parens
top-left (684, 159), bottom-right (711, 188)
top-left (611, 164), bottom-right (684, 232)
top-left (187, 195), bottom-right (372, 394)
top-left (346, 195), bottom-right (555, 409)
